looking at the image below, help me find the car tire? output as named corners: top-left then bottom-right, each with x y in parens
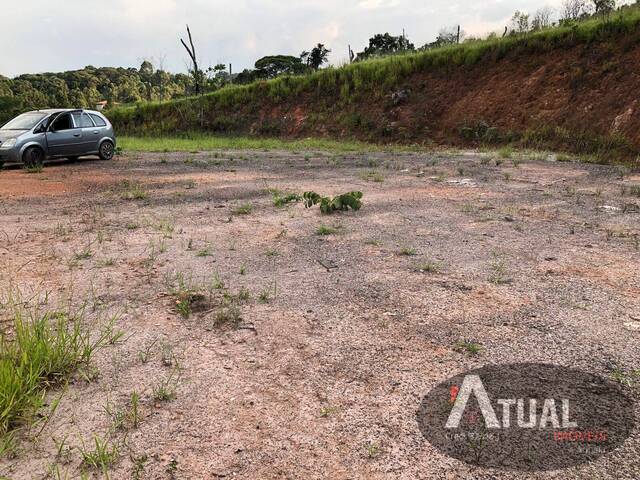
top-left (23, 146), bottom-right (44, 169)
top-left (99, 141), bottom-right (115, 160)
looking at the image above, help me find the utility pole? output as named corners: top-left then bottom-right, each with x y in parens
top-left (348, 45), bottom-right (354, 63)
top-left (456, 25), bottom-right (461, 44)
top-left (229, 63), bottom-right (233, 84)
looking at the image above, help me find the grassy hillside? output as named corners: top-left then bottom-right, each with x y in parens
top-left (109, 7), bottom-right (640, 162)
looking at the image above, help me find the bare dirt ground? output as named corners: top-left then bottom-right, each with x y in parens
top-left (0, 149), bottom-right (639, 479)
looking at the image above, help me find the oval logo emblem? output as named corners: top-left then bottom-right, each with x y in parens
top-left (417, 363), bottom-right (635, 471)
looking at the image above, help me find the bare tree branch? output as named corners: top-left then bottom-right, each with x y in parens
top-left (180, 24), bottom-right (201, 95)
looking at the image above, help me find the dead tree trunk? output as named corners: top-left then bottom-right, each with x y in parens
top-left (180, 25), bottom-right (201, 95)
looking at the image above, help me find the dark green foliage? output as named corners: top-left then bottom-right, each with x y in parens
top-left (356, 33), bottom-right (415, 60)
top-left (254, 55), bottom-right (307, 79)
top-left (0, 63), bottom-right (191, 124)
top-left (301, 44), bottom-right (331, 70)
top-left (270, 189), bottom-right (302, 207)
top-left (303, 191), bottom-right (363, 214)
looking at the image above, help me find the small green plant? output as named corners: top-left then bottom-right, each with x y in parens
top-left (73, 247), bottom-right (93, 262)
top-left (79, 435), bottom-right (119, 474)
top-left (153, 373), bottom-right (179, 402)
top-left (628, 185), bottom-right (640, 197)
top-left (365, 442), bottom-right (381, 458)
top-left (270, 189), bottom-right (302, 207)
top-left (319, 406), bottom-right (338, 418)
top-left (258, 280), bottom-right (277, 304)
top-left (167, 272), bottom-right (206, 319)
top-left (98, 258), bottom-right (115, 268)
top-left (399, 247), bottom-right (417, 256)
top-left (196, 246), bottom-right (213, 257)
top-left (233, 203), bottom-right (253, 215)
top-left (455, 340), bottom-right (483, 356)
top-left (120, 181), bottom-right (148, 200)
top-left (211, 272), bottom-right (225, 290)
top-left (138, 338), bottom-right (158, 364)
top-left (236, 287), bottom-right (250, 302)
top-left (303, 191), bottom-right (363, 214)
top-left (416, 261), bottom-right (441, 273)
top-left (212, 305), bottom-right (242, 329)
top-left (489, 254), bottom-right (510, 285)
top-left (610, 366), bottom-right (640, 387)
top-left (316, 225), bottom-right (339, 235)
top-left (104, 391), bottom-right (141, 432)
top-left (131, 454), bottom-right (148, 480)
top-left (360, 170), bottom-right (384, 182)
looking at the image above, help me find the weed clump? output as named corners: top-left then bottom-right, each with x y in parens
top-left (303, 191), bottom-right (363, 214)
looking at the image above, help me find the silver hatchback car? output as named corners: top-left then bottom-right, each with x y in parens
top-left (0, 109), bottom-right (116, 168)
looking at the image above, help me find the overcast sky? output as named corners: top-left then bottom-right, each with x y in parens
top-left (2, 0), bottom-right (572, 77)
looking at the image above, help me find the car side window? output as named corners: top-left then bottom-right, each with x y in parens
top-left (71, 112), bottom-right (94, 128)
top-left (51, 113), bottom-right (72, 131)
top-left (89, 114), bottom-right (107, 127)
top-left (80, 113), bottom-right (95, 128)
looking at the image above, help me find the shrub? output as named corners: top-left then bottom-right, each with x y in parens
top-left (303, 191), bottom-right (363, 214)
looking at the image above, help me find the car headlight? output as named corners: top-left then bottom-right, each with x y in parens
top-left (0, 138), bottom-right (16, 149)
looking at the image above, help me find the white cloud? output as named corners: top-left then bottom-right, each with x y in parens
top-left (358, 0), bottom-right (401, 9)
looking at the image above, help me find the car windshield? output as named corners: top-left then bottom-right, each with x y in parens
top-left (1, 112), bottom-right (48, 130)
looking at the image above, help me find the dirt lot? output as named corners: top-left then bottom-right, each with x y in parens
top-left (0, 149), bottom-right (639, 479)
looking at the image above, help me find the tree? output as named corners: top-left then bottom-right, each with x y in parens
top-left (139, 60), bottom-right (154, 77)
top-left (301, 44), bottom-right (331, 70)
top-left (205, 63), bottom-right (231, 91)
top-left (561, 0), bottom-right (589, 21)
top-left (180, 24), bottom-right (202, 95)
top-left (356, 33), bottom-right (414, 61)
top-left (254, 55), bottom-right (306, 79)
top-left (593, 0), bottom-right (615, 18)
top-left (511, 11), bottom-right (531, 33)
top-left (531, 7), bottom-right (553, 30)
top-left (235, 69), bottom-right (259, 84)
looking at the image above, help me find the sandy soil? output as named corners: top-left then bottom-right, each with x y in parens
top-left (0, 150), bottom-right (638, 479)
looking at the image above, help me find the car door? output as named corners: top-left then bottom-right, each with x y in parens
top-left (73, 112), bottom-right (100, 154)
top-left (46, 113), bottom-right (83, 157)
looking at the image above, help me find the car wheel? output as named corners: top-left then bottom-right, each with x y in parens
top-left (99, 141), bottom-right (115, 160)
top-left (23, 146), bottom-right (44, 168)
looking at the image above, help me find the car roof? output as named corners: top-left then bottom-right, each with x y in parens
top-left (27, 108), bottom-right (106, 116)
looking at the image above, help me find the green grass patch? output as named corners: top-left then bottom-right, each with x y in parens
top-left (119, 135), bottom-right (390, 154)
top-left (0, 294), bottom-right (113, 443)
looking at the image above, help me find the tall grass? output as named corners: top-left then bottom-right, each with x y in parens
top-left (0, 293), bottom-right (112, 443)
